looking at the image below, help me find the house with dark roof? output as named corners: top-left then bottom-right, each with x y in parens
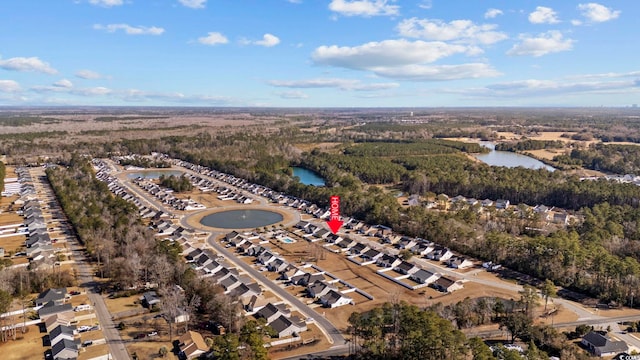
top-left (394, 261), bottom-right (419, 275)
top-left (446, 256), bottom-right (474, 269)
top-left (410, 269), bottom-right (440, 285)
top-left (51, 338), bottom-right (78, 360)
top-left (581, 331), bottom-right (628, 357)
top-left (431, 277), bottom-right (464, 293)
top-left (307, 281), bottom-right (335, 298)
top-left (36, 288), bottom-right (67, 307)
top-left (268, 315), bottom-right (308, 338)
top-left (360, 248), bottom-right (383, 262)
top-left (49, 325), bottom-right (76, 347)
top-left (349, 242), bottom-right (368, 255)
top-left (255, 303), bottom-right (290, 324)
top-left (267, 258), bottom-right (288, 273)
top-left (141, 291), bottom-right (161, 308)
top-left (291, 272), bottom-right (324, 286)
top-left (38, 302), bottom-right (73, 319)
top-left (320, 290), bottom-right (353, 308)
top-left (376, 254), bottom-right (401, 268)
top-left (427, 247), bottom-right (454, 262)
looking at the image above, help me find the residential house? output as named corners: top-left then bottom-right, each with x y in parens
top-left (44, 312), bottom-right (74, 333)
top-left (178, 331), bottom-right (209, 360)
top-left (360, 248), bottom-right (383, 262)
top-left (446, 256), bottom-right (474, 269)
top-left (268, 315), bottom-right (308, 338)
top-left (394, 261), bottom-right (419, 275)
top-left (307, 281), bottom-right (335, 298)
top-left (278, 266), bottom-right (304, 281)
top-left (495, 199), bottom-right (510, 209)
top-left (320, 290), bottom-right (353, 308)
top-left (267, 258), bottom-right (288, 273)
top-left (49, 325), bottom-right (76, 346)
top-left (38, 302), bottom-right (73, 319)
top-left (141, 291), bottom-right (161, 308)
top-left (581, 331), bottom-right (628, 357)
top-left (432, 277), bottom-right (464, 293)
top-left (377, 254), bottom-right (402, 268)
top-left (51, 338), bottom-right (78, 360)
top-left (410, 269), bottom-right (440, 285)
top-left (255, 303), bottom-right (290, 324)
top-left (36, 288), bottom-right (67, 307)
top-left (427, 247), bottom-right (454, 261)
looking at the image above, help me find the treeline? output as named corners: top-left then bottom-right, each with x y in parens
top-left (343, 139), bottom-right (488, 157)
top-left (46, 156), bottom-right (258, 339)
top-left (94, 116), bottom-right (169, 122)
top-left (159, 174), bottom-right (193, 193)
top-left (0, 116), bottom-right (61, 126)
top-left (555, 144), bottom-right (640, 175)
top-left (119, 157), bottom-right (171, 168)
top-left (347, 302), bottom-right (586, 360)
top-left (495, 140), bottom-right (565, 152)
top-left (0, 161), bottom-right (4, 192)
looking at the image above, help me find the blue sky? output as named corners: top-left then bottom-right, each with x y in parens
top-left (0, 0), bottom-right (637, 107)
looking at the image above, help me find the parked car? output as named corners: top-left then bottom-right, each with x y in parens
top-left (135, 333), bottom-right (146, 339)
top-left (148, 331), bottom-right (158, 337)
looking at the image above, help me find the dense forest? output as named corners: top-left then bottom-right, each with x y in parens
top-left (347, 301), bottom-right (588, 360)
top-left (159, 174), bottom-right (194, 193)
top-left (45, 157), bottom-right (265, 345)
top-left (555, 143), bottom-right (640, 175)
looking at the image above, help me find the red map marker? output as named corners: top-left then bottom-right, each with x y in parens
top-left (327, 195), bottom-right (344, 234)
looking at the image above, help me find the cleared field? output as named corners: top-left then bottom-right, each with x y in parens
top-left (0, 325), bottom-right (48, 360)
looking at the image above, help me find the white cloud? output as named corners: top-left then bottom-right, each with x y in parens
top-left (254, 34), bottom-right (281, 47)
top-left (0, 56), bottom-right (57, 74)
top-left (178, 0), bottom-right (206, 9)
top-left (328, 0), bottom-right (399, 17)
top-left (528, 6), bottom-right (560, 24)
top-left (275, 91), bottom-right (308, 99)
top-left (484, 8), bottom-right (503, 19)
top-left (93, 24), bottom-right (165, 35)
top-left (287, 0), bottom-right (302, 3)
top-left (397, 18), bottom-right (508, 45)
top-left (0, 80), bottom-right (21, 93)
top-left (88, 0), bottom-right (123, 7)
top-left (369, 63), bottom-right (501, 81)
top-left (73, 86), bottom-right (112, 96)
top-left (312, 39), bottom-right (472, 69)
top-left (75, 69), bottom-right (104, 79)
top-left (507, 31), bottom-right (574, 57)
top-left (418, 1), bottom-right (432, 9)
top-left (197, 32), bottom-right (229, 45)
top-left (578, 3), bottom-right (620, 23)
top-left (53, 79), bottom-right (73, 88)
top-left (268, 78), bottom-right (399, 91)
top-left (311, 39), bottom-right (500, 81)
top-left (571, 19), bottom-right (583, 26)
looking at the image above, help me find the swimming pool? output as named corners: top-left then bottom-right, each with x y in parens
top-left (280, 237), bottom-right (296, 244)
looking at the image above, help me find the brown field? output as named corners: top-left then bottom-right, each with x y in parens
top-left (269, 237), bottom-right (523, 332)
top-left (78, 343), bottom-right (110, 360)
top-left (0, 324), bottom-right (48, 360)
top-left (105, 294), bottom-right (143, 315)
top-left (0, 234), bottom-right (26, 254)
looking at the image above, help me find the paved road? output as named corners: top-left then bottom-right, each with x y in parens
top-left (72, 246), bottom-right (131, 360)
top-left (206, 234), bottom-right (345, 346)
top-left (30, 167), bottom-right (129, 359)
top-left (465, 313), bottom-right (640, 340)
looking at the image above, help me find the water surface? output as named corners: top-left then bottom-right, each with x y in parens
top-left (473, 142), bottom-right (555, 171)
top-left (292, 167), bottom-right (326, 186)
top-left (200, 209), bottom-right (283, 229)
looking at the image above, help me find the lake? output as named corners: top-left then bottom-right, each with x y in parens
top-left (126, 169), bottom-right (184, 179)
top-left (292, 167), bottom-right (326, 186)
top-left (473, 142), bottom-right (556, 171)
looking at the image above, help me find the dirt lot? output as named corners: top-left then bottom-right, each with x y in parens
top-left (0, 324), bottom-right (49, 360)
top-left (267, 236), bottom-right (524, 332)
